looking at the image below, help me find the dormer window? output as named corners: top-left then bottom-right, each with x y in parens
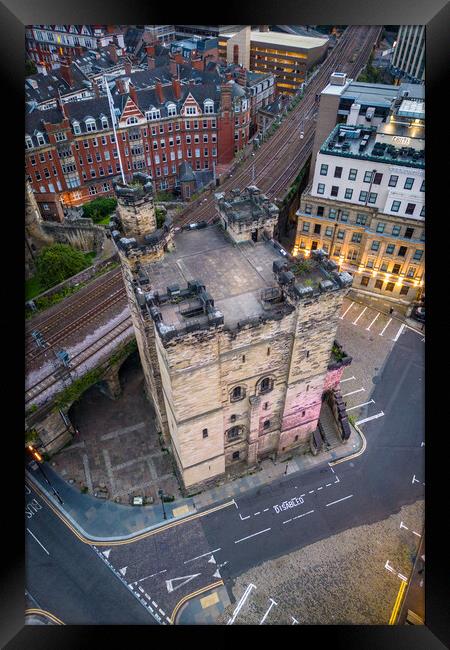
top-left (185, 106), bottom-right (197, 116)
top-left (85, 118), bottom-right (96, 132)
top-left (73, 121), bottom-right (81, 135)
top-left (146, 109), bottom-right (160, 121)
top-left (36, 132), bottom-right (45, 146)
top-left (101, 116), bottom-right (108, 129)
top-left (126, 116), bottom-right (138, 125)
top-left (25, 136), bottom-right (33, 150)
top-left (203, 99), bottom-right (214, 114)
top-left (167, 103), bottom-right (177, 117)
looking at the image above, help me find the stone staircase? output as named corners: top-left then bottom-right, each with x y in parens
top-left (318, 401), bottom-right (343, 451)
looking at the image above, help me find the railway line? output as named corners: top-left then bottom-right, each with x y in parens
top-left (25, 26), bottom-right (381, 406)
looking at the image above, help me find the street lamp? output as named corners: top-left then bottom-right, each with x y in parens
top-left (158, 488), bottom-right (167, 520)
top-left (26, 445), bottom-right (64, 505)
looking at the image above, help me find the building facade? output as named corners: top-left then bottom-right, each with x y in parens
top-left (295, 94), bottom-right (425, 303)
top-left (391, 25), bottom-right (425, 83)
top-left (114, 182), bottom-right (353, 493)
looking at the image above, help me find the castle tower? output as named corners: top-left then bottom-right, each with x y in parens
top-left (25, 180), bottom-right (52, 278)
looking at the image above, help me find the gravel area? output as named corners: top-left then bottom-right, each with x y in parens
top-left (219, 499), bottom-right (424, 625)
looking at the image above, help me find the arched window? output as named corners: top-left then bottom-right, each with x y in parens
top-left (259, 377), bottom-right (274, 394)
top-left (126, 116), bottom-right (138, 125)
top-left (203, 99), bottom-right (214, 115)
top-left (167, 103), bottom-right (177, 117)
top-left (227, 425), bottom-right (243, 440)
top-left (101, 116), bottom-right (108, 129)
top-left (230, 385), bottom-right (245, 402)
top-left (85, 118), bottom-right (96, 132)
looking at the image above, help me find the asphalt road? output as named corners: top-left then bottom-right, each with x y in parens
top-left (25, 320), bottom-right (424, 624)
top-left (25, 482), bottom-right (155, 625)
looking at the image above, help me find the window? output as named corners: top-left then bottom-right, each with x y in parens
top-left (363, 171), bottom-right (373, 183)
top-left (366, 259), bottom-right (374, 268)
top-left (259, 377), bottom-right (273, 394)
top-left (360, 275), bottom-right (369, 286)
top-left (407, 266), bottom-right (416, 278)
top-left (36, 132), bottom-right (45, 146)
top-left (202, 428), bottom-right (208, 439)
top-left (231, 386), bottom-right (245, 402)
top-left (420, 180), bottom-right (425, 192)
top-left (420, 206), bottom-right (425, 217)
top-left (404, 177), bottom-right (414, 190)
top-left (305, 204), bottom-right (312, 215)
top-left (392, 225), bottom-right (401, 236)
top-left (371, 241), bottom-right (380, 252)
top-left (302, 222), bottom-right (310, 233)
top-left (337, 230), bottom-right (345, 241)
top-left (356, 213), bottom-right (367, 225)
top-left (85, 118), bottom-right (96, 132)
top-left (392, 264), bottom-right (401, 275)
top-left (348, 168), bottom-right (357, 181)
top-left (375, 279), bottom-right (383, 289)
top-left (388, 175), bottom-right (398, 187)
top-left (386, 244), bottom-right (395, 254)
top-left (320, 164), bottom-right (328, 176)
top-left (232, 451), bottom-right (240, 460)
top-left (368, 192), bottom-right (377, 204)
top-left (413, 250), bottom-right (423, 261)
top-left (25, 136), bottom-right (33, 150)
top-left (405, 203), bottom-right (416, 215)
top-left (386, 282), bottom-right (395, 292)
top-left (351, 232), bottom-right (362, 243)
top-left (400, 286), bottom-right (409, 296)
top-left (376, 223), bottom-right (385, 233)
top-left (359, 191), bottom-right (368, 203)
top-left (331, 186), bottom-right (339, 197)
top-left (340, 211), bottom-right (349, 223)
top-left (398, 246), bottom-right (407, 257)
top-left (263, 420), bottom-right (271, 430)
top-left (404, 227), bottom-right (414, 239)
top-left (167, 104), bottom-right (177, 117)
top-left (373, 172), bottom-right (383, 185)
top-left (314, 224), bottom-right (321, 235)
top-left (325, 227), bottom-right (333, 237)
top-left (101, 117), bottom-right (108, 129)
top-left (317, 183), bottom-right (325, 195)
top-left (391, 200), bottom-right (401, 213)
top-left (380, 262), bottom-right (388, 272)
top-left (228, 426), bottom-right (241, 440)
top-left (334, 166), bottom-right (342, 178)
top-left (344, 188), bottom-right (353, 199)
top-left (317, 206), bottom-right (324, 217)
top-left (55, 131), bottom-right (67, 142)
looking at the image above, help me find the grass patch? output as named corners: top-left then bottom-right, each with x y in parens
top-left (25, 275), bottom-right (44, 301)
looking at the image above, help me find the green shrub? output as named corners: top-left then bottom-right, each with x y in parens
top-left (82, 197), bottom-right (117, 224)
top-left (36, 244), bottom-right (90, 292)
top-left (155, 208), bottom-right (166, 228)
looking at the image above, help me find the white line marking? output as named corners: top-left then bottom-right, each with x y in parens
top-left (366, 312), bottom-right (380, 331)
top-left (291, 617), bottom-right (299, 625)
top-left (152, 601), bottom-right (158, 608)
top-left (102, 549), bottom-right (111, 559)
top-left (27, 528), bottom-right (49, 555)
top-left (282, 519), bottom-right (292, 525)
top-left (254, 512), bottom-right (261, 516)
top-left (292, 510), bottom-right (314, 521)
top-left (326, 495), bottom-right (353, 507)
top-left (334, 475), bottom-right (340, 483)
top-left (227, 583), bottom-right (257, 625)
top-left (309, 490), bottom-right (314, 494)
top-left (400, 521), bottom-right (408, 530)
top-left (352, 306), bottom-right (367, 325)
top-left (392, 323), bottom-right (406, 342)
top-left (340, 376), bottom-right (356, 383)
top-left (356, 411), bottom-right (384, 425)
top-left (412, 475), bottom-right (419, 484)
top-left (137, 569), bottom-right (167, 583)
top-left (234, 528), bottom-right (271, 544)
top-left (260, 598), bottom-right (277, 624)
top-left (328, 463), bottom-right (335, 474)
top-left (166, 573), bottom-right (201, 593)
top-left (300, 494), bottom-right (305, 498)
top-left (239, 513), bottom-right (251, 521)
top-left (398, 574), bottom-right (408, 582)
top-left (184, 548), bottom-right (221, 564)
top-left (317, 486), bottom-right (323, 490)
top-left (233, 499), bottom-right (238, 509)
top-left (343, 387), bottom-right (365, 397)
top-left (346, 399), bottom-right (375, 411)
top-left (412, 531), bottom-right (421, 537)
top-left (385, 560), bottom-right (394, 573)
top-left (340, 301), bottom-right (354, 319)
top-left (379, 318), bottom-right (392, 336)
top-left (421, 442), bottom-right (425, 447)
top-left (263, 508), bottom-right (269, 512)
top-left (326, 483), bottom-right (332, 487)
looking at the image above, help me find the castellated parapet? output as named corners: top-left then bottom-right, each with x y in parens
top-left (118, 190), bottom-right (353, 494)
top-left (215, 185), bottom-right (279, 243)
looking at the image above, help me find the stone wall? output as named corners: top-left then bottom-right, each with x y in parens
top-left (41, 219), bottom-right (105, 253)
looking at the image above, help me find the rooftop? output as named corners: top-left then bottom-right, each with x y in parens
top-left (220, 30), bottom-right (328, 50)
top-left (320, 123), bottom-right (424, 169)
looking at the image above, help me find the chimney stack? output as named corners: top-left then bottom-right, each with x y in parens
top-left (220, 83), bottom-right (232, 111)
top-left (59, 59), bottom-right (74, 88)
top-left (107, 43), bottom-right (119, 64)
top-left (169, 54), bottom-right (178, 77)
top-left (124, 60), bottom-right (132, 76)
top-left (155, 79), bottom-right (164, 104)
top-left (115, 77), bottom-right (130, 95)
top-left (172, 78), bottom-right (181, 101)
top-left (129, 82), bottom-right (138, 105)
top-left (146, 45), bottom-right (156, 70)
top-left (92, 78), bottom-right (100, 98)
top-left (192, 56), bottom-right (203, 72)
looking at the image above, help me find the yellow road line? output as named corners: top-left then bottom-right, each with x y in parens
top-left (26, 476), bottom-right (234, 546)
top-left (25, 608), bottom-right (65, 625)
top-left (389, 579), bottom-right (407, 625)
top-left (170, 580), bottom-right (224, 624)
top-left (329, 423), bottom-right (367, 466)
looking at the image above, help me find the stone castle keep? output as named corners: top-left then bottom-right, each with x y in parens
top-left (112, 176), bottom-right (353, 494)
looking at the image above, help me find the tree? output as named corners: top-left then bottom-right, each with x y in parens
top-left (25, 60), bottom-right (37, 76)
top-left (82, 197), bottom-right (117, 224)
top-left (35, 244), bottom-right (90, 291)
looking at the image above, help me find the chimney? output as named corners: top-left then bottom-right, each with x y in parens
top-left (107, 44), bottom-right (119, 64)
top-left (192, 56), bottom-right (203, 72)
top-left (115, 77), bottom-right (129, 95)
top-left (56, 92), bottom-right (68, 119)
top-left (91, 78), bottom-right (100, 98)
top-left (237, 67), bottom-right (247, 86)
top-left (225, 71), bottom-right (232, 81)
top-left (220, 83), bottom-right (232, 111)
top-left (172, 78), bottom-right (181, 101)
top-left (59, 60), bottom-right (74, 88)
top-left (169, 54), bottom-right (178, 77)
top-left (124, 60), bottom-right (132, 76)
top-left (146, 46), bottom-right (156, 70)
top-left (129, 82), bottom-right (138, 106)
top-left (155, 80), bottom-right (164, 104)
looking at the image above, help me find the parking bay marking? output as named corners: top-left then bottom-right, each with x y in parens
top-left (379, 318), bottom-right (392, 336)
top-left (340, 302), bottom-right (354, 320)
top-left (227, 583), bottom-right (256, 625)
top-left (352, 306), bottom-right (367, 325)
top-left (366, 313), bottom-right (380, 331)
top-left (27, 528), bottom-right (49, 555)
top-left (356, 412), bottom-right (384, 425)
top-left (346, 399), bottom-right (375, 411)
top-left (260, 598), bottom-right (277, 624)
top-left (234, 528), bottom-right (271, 544)
top-left (343, 388), bottom-right (365, 398)
top-left (326, 495), bottom-right (353, 507)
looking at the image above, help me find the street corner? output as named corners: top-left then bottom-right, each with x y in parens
top-left (173, 583), bottom-right (230, 625)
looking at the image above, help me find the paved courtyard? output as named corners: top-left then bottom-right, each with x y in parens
top-left (50, 352), bottom-right (182, 505)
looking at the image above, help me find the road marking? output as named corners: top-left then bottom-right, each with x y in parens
top-left (184, 548), bottom-right (221, 564)
top-left (356, 412), bottom-right (384, 425)
top-left (340, 376), bottom-right (355, 383)
top-left (227, 583), bottom-right (256, 625)
top-left (346, 399), bottom-right (375, 411)
top-left (119, 566), bottom-right (127, 576)
top-left (392, 323), bottom-right (405, 342)
top-left (254, 512), bottom-right (261, 516)
top-left (328, 463), bottom-right (335, 474)
top-left (234, 528), bottom-right (271, 544)
top-left (136, 569), bottom-right (167, 584)
top-left (343, 388), bottom-right (365, 397)
top-left (421, 442), bottom-right (425, 447)
top-left (400, 521), bottom-right (408, 530)
top-left (326, 495), bottom-right (353, 507)
top-left (291, 617), bottom-right (299, 625)
top-left (352, 306), bottom-right (367, 325)
top-left (412, 531), bottom-right (421, 537)
top-left (309, 490), bottom-right (314, 494)
top-left (292, 510), bottom-right (314, 521)
top-left (334, 475), bottom-right (340, 483)
top-left (25, 485), bottom-right (31, 495)
top-left (326, 483), bottom-right (332, 487)
top-left (102, 549), bottom-right (111, 559)
top-left (263, 508), bottom-right (269, 512)
top-left (398, 574), bottom-right (408, 582)
top-left (317, 486), bottom-right (323, 490)
top-left (366, 313), bottom-right (380, 331)
top-left (208, 555), bottom-right (216, 564)
top-left (239, 513), bottom-right (251, 521)
top-left (260, 598), bottom-right (277, 624)
top-left (166, 573), bottom-right (201, 593)
top-left (412, 475), bottom-right (420, 484)
top-left (27, 528), bottom-right (49, 555)
top-left (379, 318), bottom-right (392, 336)
top-left (385, 560), bottom-right (395, 573)
top-left (340, 301), bottom-right (354, 319)
top-left (282, 519), bottom-right (292, 525)
top-left (213, 568), bottom-right (221, 579)
top-left (389, 579), bottom-right (407, 625)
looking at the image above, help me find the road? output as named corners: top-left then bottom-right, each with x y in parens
top-left (24, 482), bottom-right (155, 625)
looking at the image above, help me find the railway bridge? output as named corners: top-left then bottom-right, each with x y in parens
top-left (25, 25), bottom-right (382, 452)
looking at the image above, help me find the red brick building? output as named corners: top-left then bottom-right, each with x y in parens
top-left (25, 76), bottom-right (250, 214)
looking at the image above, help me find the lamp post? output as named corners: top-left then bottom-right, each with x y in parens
top-left (26, 445), bottom-right (64, 505)
top-left (158, 488), bottom-right (167, 520)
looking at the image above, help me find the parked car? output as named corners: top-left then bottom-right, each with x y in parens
top-left (411, 304), bottom-right (425, 323)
